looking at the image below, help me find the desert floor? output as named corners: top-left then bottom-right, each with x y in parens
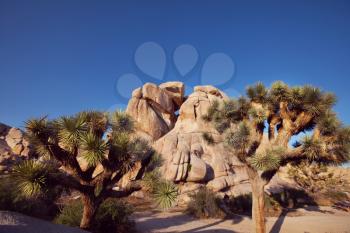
top-left (0, 211), bottom-right (87, 233)
top-left (0, 206), bottom-right (349, 233)
top-left (132, 206), bottom-right (350, 233)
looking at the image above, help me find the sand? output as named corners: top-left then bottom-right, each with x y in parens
top-left (0, 211), bottom-right (87, 233)
top-left (132, 206), bottom-right (350, 233)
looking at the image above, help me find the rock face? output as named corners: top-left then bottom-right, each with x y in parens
top-left (126, 83), bottom-right (250, 199)
top-left (126, 82), bottom-right (185, 141)
top-left (0, 123), bottom-right (33, 172)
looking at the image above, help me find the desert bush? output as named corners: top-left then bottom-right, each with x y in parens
top-left (186, 187), bottom-right (225, 218)
top-left (95, 198), bottom-right (135, 233)
top-left (228, 193), bottom-right (282, 217)
top-left (153, 180), bottom-right (178, 209)
top-left (271, 188), bottom-right (315, 208)
top-left (142, 169), bottom-right (161, 193)
top-left (0, 175), bottom-right (60, 219)
top-left (288, 162), bottom-right (348, 193)
top-left (55, 198), bottom-right (135, 233)
top-left (142, 169), bottom-right (178, 209)
top-left (324, 190), bottom-right (348, 202)
top-left (54, 199), bottom-right (82, 227)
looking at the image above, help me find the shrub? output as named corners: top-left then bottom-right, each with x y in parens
top-left (0, 175), bottom-right (60, 219)
top-left (153, 180), bottom-right (178, 209)
top-left (54, 198), bottom-right (135, 233)
top-left (271, 188), bottom-right (315, 208)
top-left (142, 169), bottom-right (161, 193)
top-left (186, 187), bottom-right (224, 218)
top-left (54, 199), bottom-right (82, 227)
top-left (324, 190), bottom-right (348, 202)
top-left (228, 194), bottom-right (252, 215)
top-left (228, 193), bottom-right (282, 217)
top-left (95, 198), bottom-right (135, 233)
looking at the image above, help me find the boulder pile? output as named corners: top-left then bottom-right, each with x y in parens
top-left (0, 123), bottom-right (33, 172)
top-left (126, 82), bottom-right (251, 200)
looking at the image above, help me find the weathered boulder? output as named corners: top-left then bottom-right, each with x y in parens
top-left (0, 123), bottom-right (33, 172)
top-left (153, 85), bottom-right (249, 196)
top-left (126, 82), bottom-right (185, 141)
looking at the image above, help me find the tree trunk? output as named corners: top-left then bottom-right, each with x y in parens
top-left (251, 176), bottom-right (266, 233)
top-left (80, 194), bottom-right (97, 230)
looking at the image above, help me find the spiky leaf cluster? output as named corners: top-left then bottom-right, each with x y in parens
top-left (246, 81), bottom-right (337, 120)
top-left (12, 160), bottom-right (53, 198)
top-left (25, 110), bottom-right (152, 177)
top-left (246, 82), bottom-right (268, 103)
top-left (301, 136), bottom-right (323, 161)
top-left (225, 122), bottom-right (250, 151)
top-left (248, 107), bottom-right (266, 124)
top-left (153, 181), bottom-right (178, 209)
top-left (316, 111), bottom-right (341, 136)
top-left (249, 148), bottom-right (283, 171)
top-left (203, 98), bottom-right (251, 133)
top-left (81, 132), bottom-right (108, 166)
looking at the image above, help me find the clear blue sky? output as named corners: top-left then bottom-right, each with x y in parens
top-left (1, 0), bottom-right (350, 128)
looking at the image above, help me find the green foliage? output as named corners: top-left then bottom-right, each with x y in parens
top-left (81, 132), bottom-right (108, 166)
top-left (324, 190), bottom-right (348, 202)
top-left (202, 100), bottom-right (220, 122)
top-left (288, 162), bottom-right (349, 193)
top-left (153, 180), bottom-right (178, 209)
top-left (228, 193), bottom-right (282, 217)
top-left (301, 136), bottom-right (323, 161)
top-left (249, 152), bottom-right (281, 172)
top-left (56, 115), bottom-right (87, 152)
top-left (54, 199), bottom-right (83, 227)
top-left (12, 160), bottom-right (52, 198)
top-left (271, 188), bottom-right (315, 208)
top-left (110, 110), bottom-right (134, 133)
top-left (270, 81), bottom-right (289, 102)
top-left (142, 169), bottom-right (161, 192)
top-left (248, 107), bottom-right (266, 124)
top-left (145, 152), bottom-right (164, 172)
top-left (225, 122), bottom-right (250, 150)
top-left (55, 199), bottom-right (134, 233)
top-left (95, 199), bottom-right (135, 233)
top-left (186, 187), bottom-right (224, 218)
top-left (80, 111), bottom-right (108, 137)
top-left (249, 147), bottom-right (284, 171)
top-left (331, 127), bottom-right (350, 163)
top-left (0, 176), bottom-right (61, 219)
top-left (246, 82), bottom-right (268, 103)
top-left (317, 111), bottom-right (341, 136)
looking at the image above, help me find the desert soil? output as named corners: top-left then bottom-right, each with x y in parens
top-left (132, 206), bottom-right (350, 233)
top-left (0, 211), bottom-right (87, 233)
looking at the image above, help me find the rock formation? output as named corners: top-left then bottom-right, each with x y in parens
top-left (126, 82), bottom-right (185, 141)
top-left (126, 82), bottom-right (251, 199)
top-left (0, 123), bottom-right (33, 172)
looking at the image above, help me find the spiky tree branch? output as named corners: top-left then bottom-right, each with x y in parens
top-left (17, 110), bottom-right (154, 230)
top-left (204, 81), bottom-right (350, 233)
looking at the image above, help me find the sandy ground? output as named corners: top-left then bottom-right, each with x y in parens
top-left (132, 206), bottom-right (350, 233)
top-left (0, 211), bottom-right (87, 233)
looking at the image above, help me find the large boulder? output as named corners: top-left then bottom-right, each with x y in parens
top-left (153, 85), bottom-right (249, 197)
top-left (0, 123), bottom-right (33, 172)
top-left (126, 82), bottom-right (185, 141)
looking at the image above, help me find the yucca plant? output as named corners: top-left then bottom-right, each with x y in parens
top-left (12, 160), bottom-right (52, 198)
top-left (203, 81), bottom-right (350, 233)
top-left (153, 180), bottom-right (178, 209)
top-left (14, 110), bottom-right (154, 230)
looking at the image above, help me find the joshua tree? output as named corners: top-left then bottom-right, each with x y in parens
top-left (203, 81), bottom-right (350, 233)
top-left (12, 111), bottom-right (153, 230)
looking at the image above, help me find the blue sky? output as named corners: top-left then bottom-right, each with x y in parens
top-left (0, 0), bottom-right (350, 129)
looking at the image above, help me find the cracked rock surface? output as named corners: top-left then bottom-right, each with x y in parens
top-left (126, 82), bottom-right (250, 198)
